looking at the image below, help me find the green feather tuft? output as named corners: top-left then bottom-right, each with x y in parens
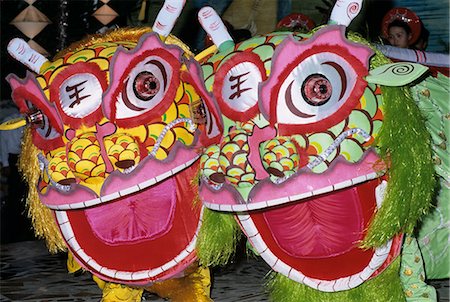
top-left (266, 257), bottom-right (405, 302)
top-left (362, 86), bottom-right (437, 248)
top-left (196, 208), bottom-right (242, 266)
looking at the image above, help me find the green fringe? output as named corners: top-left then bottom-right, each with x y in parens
top-left (267, 257), bottom-right (405, 302)
top-left (362, 86), bottom-right (437, 248)
top-left (196, 208), bottom-right (242, 267)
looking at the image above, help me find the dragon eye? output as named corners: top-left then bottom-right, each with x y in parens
top-left (260, 27), bottom-right (372, 135)
top-left (26, 105), bottom-right (60, 141)
top-left (133, 71), bottom-right (161, 100)
top-left (213, 52), bottom-right (266, 121)
top-left (302, 74), bottom-right (332, 106)
top-left (117, 58), bottom-right (171, 120)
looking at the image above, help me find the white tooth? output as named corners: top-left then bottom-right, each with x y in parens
top-left (351, 175), bottom-right (368, 185)
top-left (206, 202), bottom-right (221, 211)
top-left (288, 269), bottom-right (305, 284)
top-left (266, 196), bottom-right (290, 207)
top-left (84, 198), bottom-right (101, 208)
top-left (348, 274), bottom-right (364, 288)
top-left (119, 185), bottom-right (140, 196)
top-left (162, 260), bottom-right (177, 271)
top-left (155, 170), bottom-right (173, 182)
top-left (312, 185), bottom-right (334, 196)
top-left (303, 276), bottom-right (320, 289)
top-left (100, 191), bottom-right (121, 203)
top-left (260, 248), bottom-right (277, 267)
top-left (332, 276), bottom-right (352, 291)
top-left (138, 177), bottom-right (157, 189)
top-left (318, 280), bottom-right (336, 292)
top-left (375, 180), bottom-right (388, 209)
top-left (271, 259), bottom-right (291, 276)
top-left (333, 179), bottom-right (352, 190)
top-left (148, 266), bottom-right (164, 278)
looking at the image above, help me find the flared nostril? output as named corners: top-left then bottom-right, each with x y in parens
top-left (266, 167), bottom-right (285, 178)
top-left (209, 172), bottom-right (226, 183)
top-left (115, 159), bottom-right (135, 169)
top-left (57, 178), bottom-right (77, 186)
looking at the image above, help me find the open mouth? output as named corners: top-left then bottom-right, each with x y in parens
top-left (53, 162), bottom-right (203, 285)
top-left (237, 179), bottom-right (402, 292)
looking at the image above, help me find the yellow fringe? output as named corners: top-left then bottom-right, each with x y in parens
top-left (18, 129), bottom-right (66, 253)
top-left (146, 262), bottom-right (212, 301)
top-left (54, 27), bottom-right (193, 60)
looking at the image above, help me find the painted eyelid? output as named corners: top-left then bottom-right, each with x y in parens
top-left (322, 61), bottom-right (347, 100)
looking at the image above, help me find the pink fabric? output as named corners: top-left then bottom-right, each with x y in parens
top-left (85, 177), bottom-right (176, 244)
top-left (262, 186), bottom-right (363, 257)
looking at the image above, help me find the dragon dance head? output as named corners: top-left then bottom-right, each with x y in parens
top-left (5, 0), bottom-right (214, 286)
top-left (187, 2), bottom-right (435, 293)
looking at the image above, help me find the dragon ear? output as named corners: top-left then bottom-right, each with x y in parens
top-left (328, 0), bottom-right (363, 27)
top-left (198, 6), bottom-right (235, 52)
top-left (366, 62), bottom-right (429, 86)
top-left (152, 0), bottom-right (185, 40)
top-left (7, 38), bottom-right (50, 74)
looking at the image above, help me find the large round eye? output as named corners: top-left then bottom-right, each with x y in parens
top-left (59, 73), bottom-right (103, 118)
top-left (8, 73), bottom-right (64, 151)
top-left (26, 106), bottom-right (61, 141)
top-left (213, 52), bottom-right (266, 122)
top-left (117, 57), bottom-right (171, 119)
top-left (50, 62), bottom-right (108, 128)
top-left (277, 52), bottom-right (355, 126)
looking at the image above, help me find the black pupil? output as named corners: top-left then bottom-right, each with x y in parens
top-left (133, 71), bottom-right (160, 101)
top-left (301, 73), bottom-right (332, 106)
top-left (319, 84), bottom-right (328, 94)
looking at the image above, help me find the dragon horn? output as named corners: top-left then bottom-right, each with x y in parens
top-left (7, 38), bottom-right (49, 74)
top-left (152, 0), bottom-right (185, 40)
top-left (198, 6), bottom-right (234, 52)
top-left (329, 0), bottom-right (363, 27)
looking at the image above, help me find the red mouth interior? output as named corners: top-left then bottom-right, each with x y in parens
top-left (85, 177), bottom-right (176, 245)
top-left (249, 179), bottom-right (379, 280)
top-left (63, 164), bottom-right (201, 281)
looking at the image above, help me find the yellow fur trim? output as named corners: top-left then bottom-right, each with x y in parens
top-left (18, 129), bottom-right (66, 253)
top-left (66, 251), bottom-right (83, 274)
top-left (146, 262), bottom-right (212, 301)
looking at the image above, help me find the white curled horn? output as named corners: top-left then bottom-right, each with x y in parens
top-left (198, 6), bottom-right (234, 52)
top-left (152, 0), bottom-right (185, 39)
top-left (7, 38), bottom-right (49, 74)
top-left (329, 0), bottom-right (363, 27)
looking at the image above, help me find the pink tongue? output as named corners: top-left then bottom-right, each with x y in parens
top-left (85, 177), bottom-right (176, 245)
top-left (262, 187), bottom-right (363, 258)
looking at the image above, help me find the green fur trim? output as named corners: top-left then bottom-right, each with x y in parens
top-left (362, 86), bottom-right (436, 248)
top-left (267, 257), bottom-right (405, 302)
top-left (196, 208), bottom-right (242, 266)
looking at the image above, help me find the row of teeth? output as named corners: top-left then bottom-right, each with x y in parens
top-left (55, 207), bottom-right (204, 282)
top-left (204, 171), bottom-right (380, 212)
top-left (237, 181), bottom-right (392, 292)
top-left (47, 156), bottom-right (199, 210)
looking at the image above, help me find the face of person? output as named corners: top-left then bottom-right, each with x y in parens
top-left (387, 26), bottom-right (412, 48)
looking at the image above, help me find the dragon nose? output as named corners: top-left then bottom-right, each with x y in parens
top-left (261, 137), bottom-right (300, 184)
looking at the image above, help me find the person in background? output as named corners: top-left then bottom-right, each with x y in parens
top-left (381, 7), bottom-right (424, 49)
top-left (387, 19), bottom-right (413, 49)
top-left (413, 25), bottom-right (429, 51)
